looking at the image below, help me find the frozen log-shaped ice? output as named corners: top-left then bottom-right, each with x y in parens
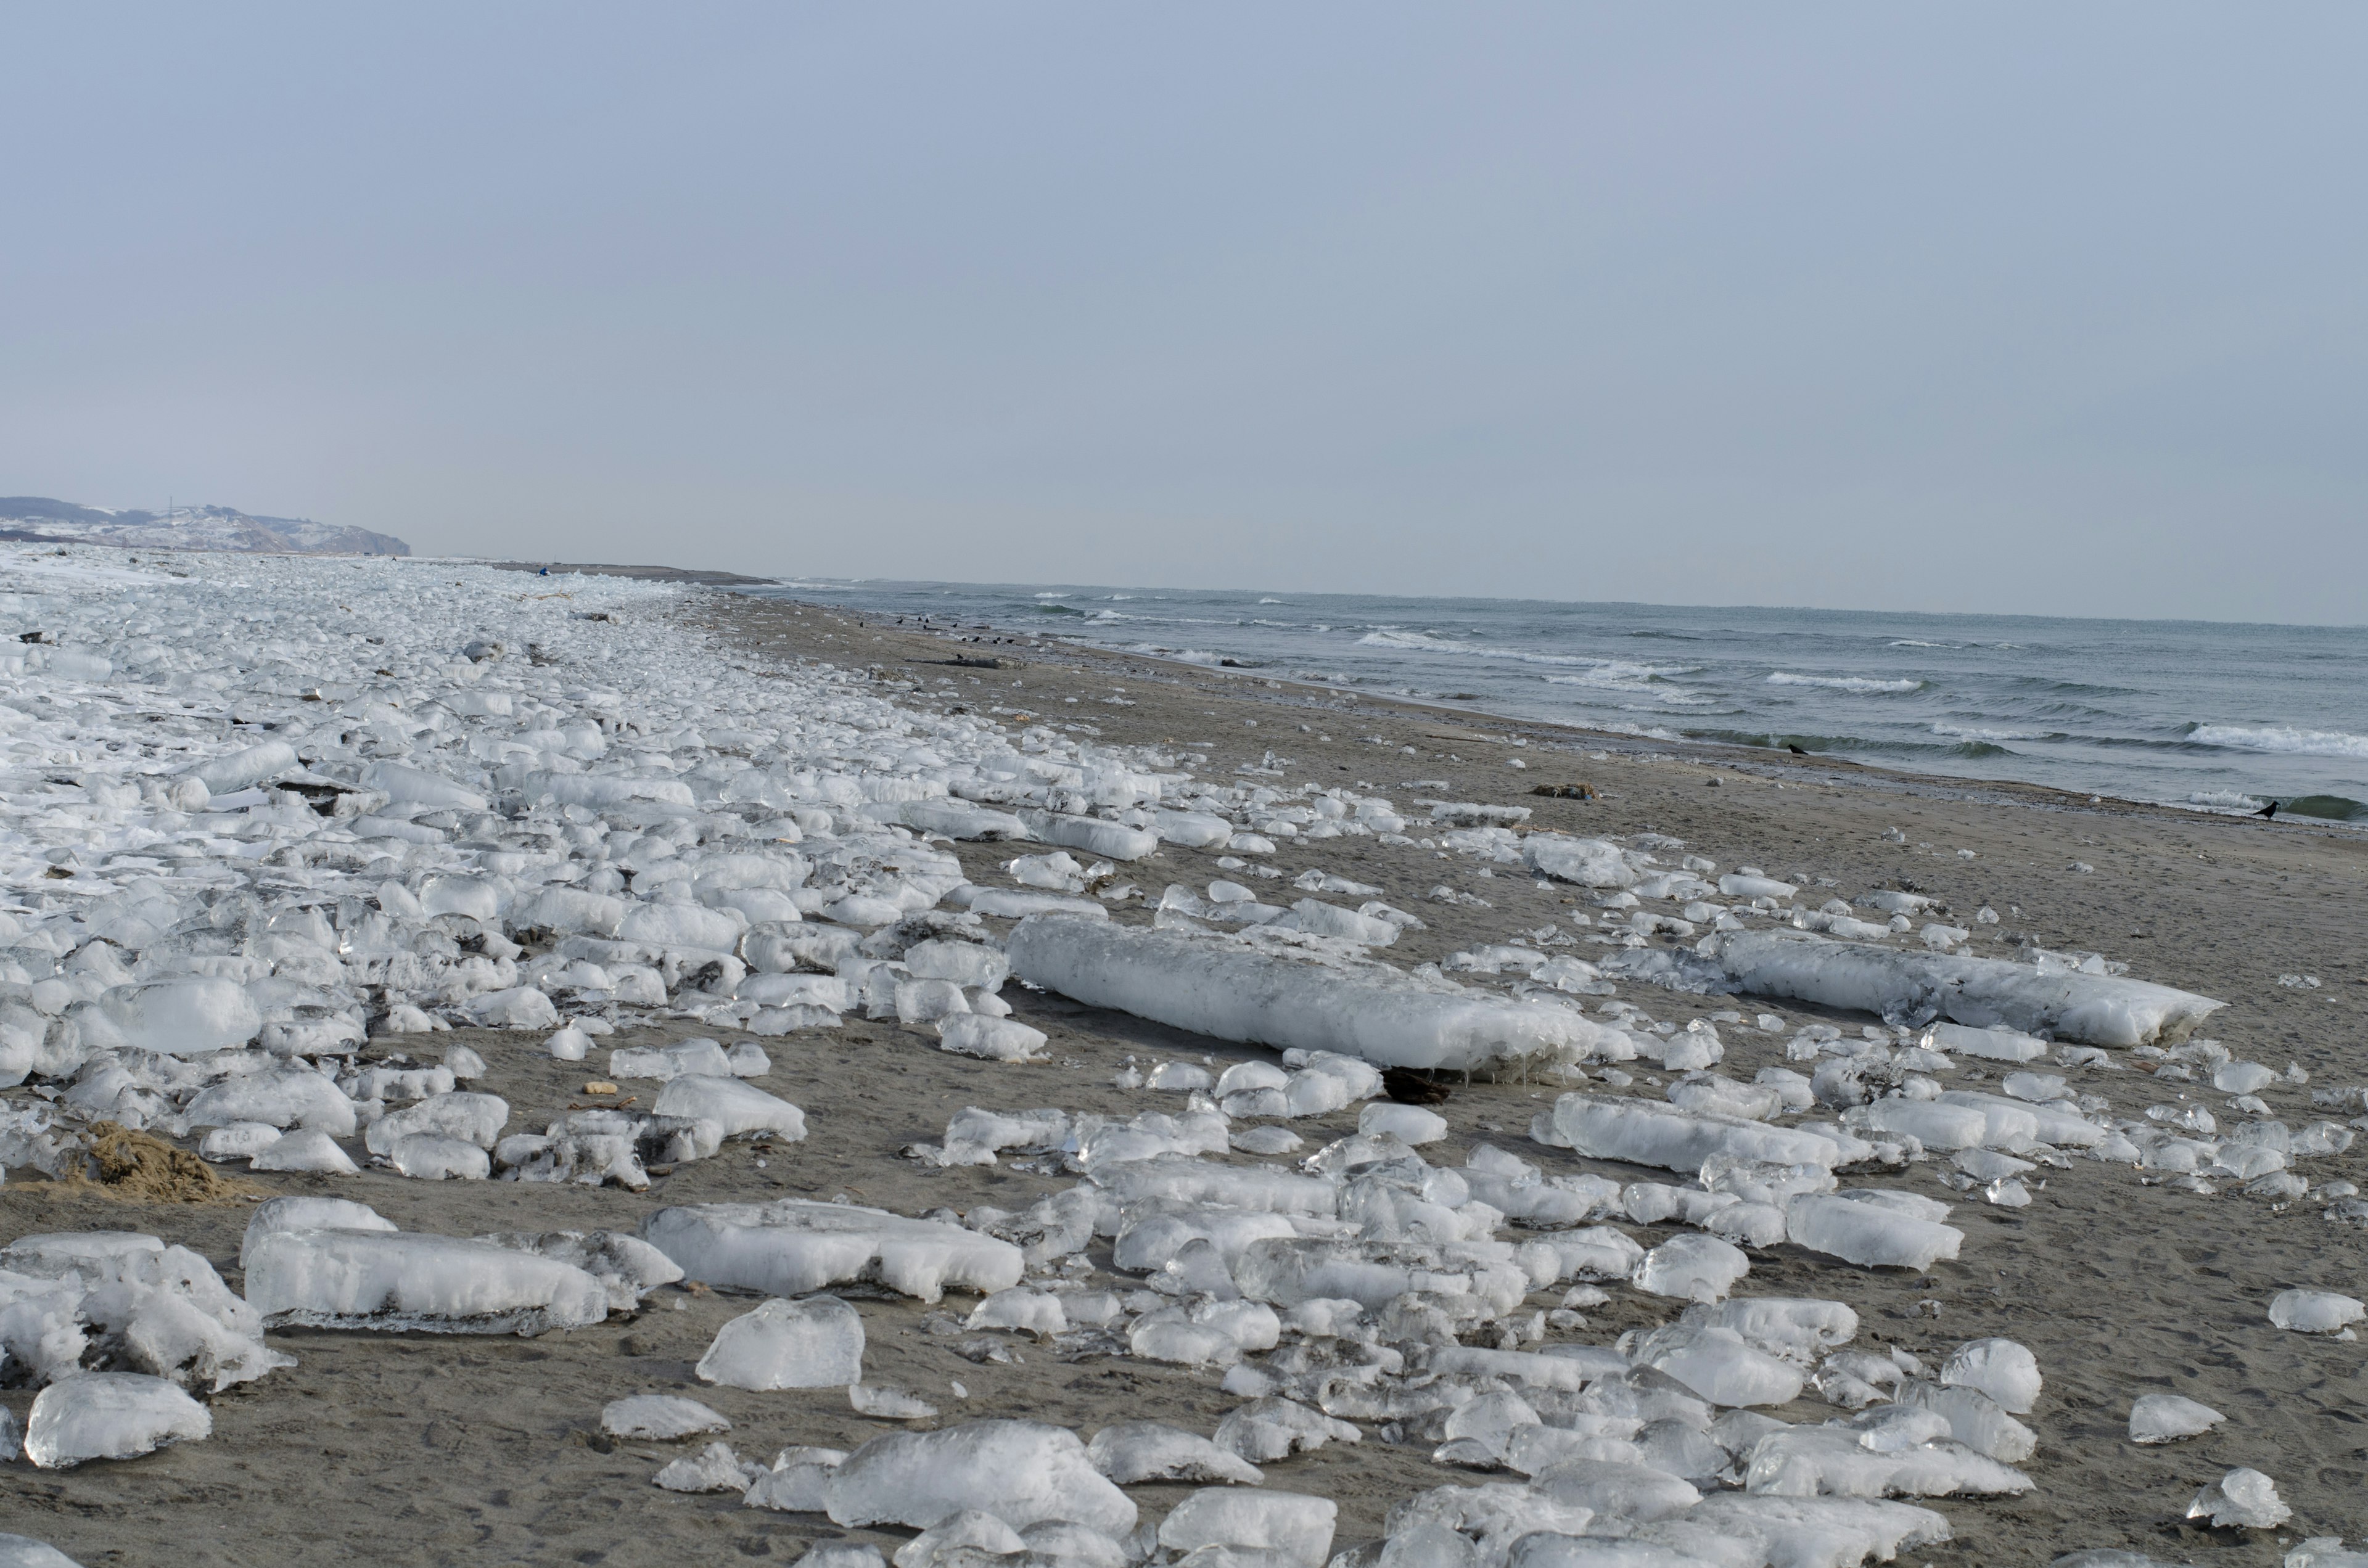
top-left (1030, 814), bottom-right (1159, 862)
top-left (823, 1420), bottom-right (1136, 1536)
top-left (1784, 1194), bottom-right (1962, 1270)
top-left (1702, 930), bottom-right (2222, 1047)
top-left (243, 1230), bottom-right (610, 1333)
top-left (1547, 1095), bottom-right (1855, 1176)
top-left (641, 1200), bottom-right (1022, 1302)
top-left (697, 1295), bottom-right (865, 1390)
top-left (96, 979), bottom-right (261, 1054)
top-left (23, 1373), bottom-right (210, 1469)
top-left (193, 739), bottom-right (299, 795)
top-left (1006, 917), bottom-right (1622, 1075)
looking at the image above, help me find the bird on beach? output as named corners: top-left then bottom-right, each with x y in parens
top-left (1787, 744), bottom-right (1808, 756)
top-left (2256, 800), bottom-right (2278, 820)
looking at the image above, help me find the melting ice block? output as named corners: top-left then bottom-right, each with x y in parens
top-left (1006, 917), bottom-right (1622, 1075)
top-left (243, 1230), bottom-right (611, 1333)
top-left (642, 1200), bottom-right (1023, 1302)
top-left (1695, 931), bottom-right (2223, 1048)
top-left (23, 1372), bottom-right (210, 1468)
top-left (697, 1295), bottom-right (865, 1390)
top-left (2187, 1467), bottom-right (2290, 1529)
top-left (0, 1536), bottom-right (83, 1568)
top-left (823, 1420), bottom-right (1136, 1536)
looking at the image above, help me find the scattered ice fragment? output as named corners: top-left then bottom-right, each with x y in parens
top-left (1087, 1421), bottom-right (1264, 1485)
top-left (244, 1229), bottom-right (611, 1334)
top-left (2269, 1289), bottom-right (2366, 1335)
top-left (1157, 1489), bottom-right (1337, 1568)
top-left (849, 1384), bottom-right (939, 1420)
top-left (1939, 1338), bottom-right (2042, 1414)
top-left (23, 1372), bottom-right (211, 1469)
top-left (2187, 1467), bottom-right (2290, 1529)
top-left (603, 1394), bottom-right (731, 1440)
top-left (2128, 1394), bottom-right (2223, 1444)
top-left (643, 1200), bottom-right (1024, 1302)
top-left (823, 1420), bottom-right (1137, 1536)
top-left (655, 1440), bottom-right (764, 1493)
top-left (698, 1295), bottom-right (866, 1389)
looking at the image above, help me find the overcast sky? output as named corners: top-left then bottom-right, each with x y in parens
top-left (3, 5), bottom-right (2361, 622)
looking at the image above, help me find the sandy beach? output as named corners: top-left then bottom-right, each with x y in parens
top-left (6, 579), bottom-right (2364, 1567)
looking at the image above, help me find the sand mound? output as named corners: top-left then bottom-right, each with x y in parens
top-left (68, 1121), bottom-right (264, 1204)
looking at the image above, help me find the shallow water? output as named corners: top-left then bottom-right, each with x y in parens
top-left (754, 579), bottom-right (2368, 817)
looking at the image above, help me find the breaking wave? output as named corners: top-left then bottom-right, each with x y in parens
top-left (2186, 724), bottom-right (2368, 760)
top-left (1766, 672), bottom-right (1925, 694)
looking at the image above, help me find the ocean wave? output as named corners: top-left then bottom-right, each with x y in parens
top-left (2186, 790), bottom-right (2267, 811)
top-left (1931, 721), bottom-right (2045, 742)
top-left (2187, 723), bottom-right (2368, 760)
top-left (1767, 672), bottom-right (1925, 694)
top-left (1257, 597), bottom-right (1285, 604)
top-left (1357, 628), bottom-right (1594, 667)
top-left (1889, 639), bottom-right (1959, 649)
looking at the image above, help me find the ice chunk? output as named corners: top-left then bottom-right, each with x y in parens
top-left (1633, 1236), bottom-right (1751, 1303)
top-left (849, 1384), bottom-right (939, 1420)
top-left (823, 1420), bottom-right (1136, 1537)
top-left (184, 1067), bottom-right (358, 1136)
top-left (652, 1075), bottom-right (807, 1139)
top-left (1926, 1022), bottom-right (2049, 1062)
top-left (250, 1129), bottom-right (360, 1173)
top-left (485, 1230), bottom-right (683, 1311)
top-left (891, 1509), bottom-right (1024, 1566)
top-left (2128, 1394), bottom-right (2223, 1444)
top-left (2269, 1289), bottom-right (2366, 1335)
top-left (604, 1394), bottom-right (730, 1440)
top-left (1632, 1323), bottom-right (1801, 1406)
top-left (1087, 1421), bottom-right (1264, 1485)
top-left (966, 1287), bottom-right (1067, 1337)
top-left (1681, 1495), bottom-right (1952, 1566)
top-left (1939, 1338), bottom-right (2041, 1414)
top-left (240, 1199), bottom-right (396, 1271)
top-left (1784, 1194), bottom-right (1962, 1271)
top-left (362, 1091), bottom-right (508, 1154)
top-left (0, 1536), bottom-right (82, 1568)
top-left (2188, 1467), bottom-right (2290, 1529)
top-left (1158, 1489), bottom-right (1336, 1568)
top-left (1697, 930), bottom-right (2223, 1048)
top-left (1743, 1425), bottom-right (2031, 1498)
top-left (699, 1295), bottom-right (866, 1389)
top-left (1007, 917), bottom-right (1623, 1076)
top-left (1360, 1102), bottom-right (1449, 1145)
top-left (610, 1039), bottom-right (735, 1081)
top-left (655, 1440), bottom-right (763, 1493)
top-left (384, 1135), bottom-right (491, 1180)
top-left (23, 1372), bottom-right (210, 1469)
top-left (1523, 836), bottom-right (1639, 888)
top-left (1548, 1095), bottom-right (1854, 1176)
top-left (244, 1229), bottom-right (610, 1333)
top-left (1891, 1380), bottom-right (2036, 1463)
top-left (643, 1200), bottom-right (1024, 1302)
top-left (934, 1014), bottom-right (1050, 1062)
top-left (1528, 1458), bottom-right (1703, 1522)
top-left (743, 1446), bottom-right (849, 1513)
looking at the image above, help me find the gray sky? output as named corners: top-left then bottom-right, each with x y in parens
top-left (4, 4), bottom-right (2362, 622)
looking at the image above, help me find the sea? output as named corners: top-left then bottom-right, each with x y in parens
top-left (749, 580), bottom-right (2368, 823)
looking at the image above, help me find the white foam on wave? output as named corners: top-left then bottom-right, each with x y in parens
top-left (1767, 672), bottom-right (1923, 694)
top-left (2189, 724), bottom-right (2368, 760)
top-left (1356, 628), bottom-right (1593, 667)
top-left (1932, 721), bottom-right (2041, 742)
top-left (2184, 790), bottom-right (2267, 811)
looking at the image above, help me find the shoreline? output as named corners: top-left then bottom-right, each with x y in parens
top-left (729, 583), bottom-right (2364, 838)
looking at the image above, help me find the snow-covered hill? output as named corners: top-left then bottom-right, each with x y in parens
top-left (0, 496), bottom-right (409, 556)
